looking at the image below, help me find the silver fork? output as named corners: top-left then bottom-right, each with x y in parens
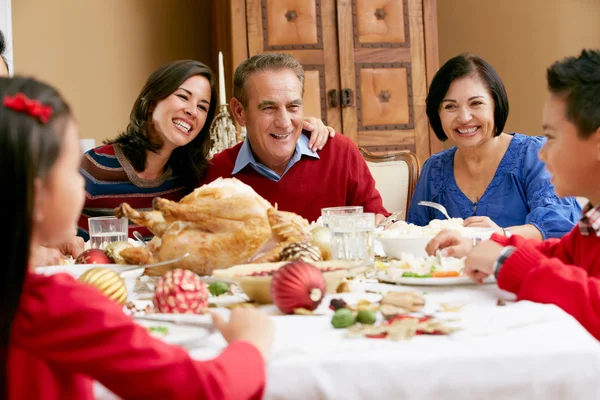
top-left (376, 211), bottom-right (403, 228)
top-left (418, 201), bottom-right (451, 219)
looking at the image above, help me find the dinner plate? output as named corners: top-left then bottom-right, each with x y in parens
top-left (135, 313), bottom-right (215, 346)
top-left (137, 320), bottom-right (213, 346)
top-left (36, 264), bottom-right (144, 295)
top-left (209, 294), bottom-right (250, 306)
top-left (376, 271), bottom-right (495, 286)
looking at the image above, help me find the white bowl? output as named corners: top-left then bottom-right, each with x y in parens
top-left (36, 264), bottom-right (143, 296)
top-left (376, 227), bottom-right (494, 259)
top-left (376, 235), bottom-right (431, 258)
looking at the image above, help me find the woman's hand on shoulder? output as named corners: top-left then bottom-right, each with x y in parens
top-left (464, 216), bottom-right (503, 235)
top-left (303, 117), bottom-right (335, 151)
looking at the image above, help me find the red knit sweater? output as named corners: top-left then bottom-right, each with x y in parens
top-left (9, 273), bottom-right (265, 399)
top-left (492, 229), bottom-right (600, 339)
top-left (202, 134), bottom-right (387, 222)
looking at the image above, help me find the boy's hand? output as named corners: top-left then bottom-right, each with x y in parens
top-left (425, 230), bottom-right (473, 258)
top-left (464, 241), bottom-right (505, 283)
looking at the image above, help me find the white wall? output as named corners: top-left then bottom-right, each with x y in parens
top-left (0, 0), bottom-right (12, 74)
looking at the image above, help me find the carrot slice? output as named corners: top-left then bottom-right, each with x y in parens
top-left (431, 271), bottom-right (460, 278)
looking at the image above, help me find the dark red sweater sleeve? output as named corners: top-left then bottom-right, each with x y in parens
top-left (13, 273), bottom-right (266, 400)
top-left (491, 230), bottom-right (600, 340)
top-left (345, 144), bottom-right (388, 216)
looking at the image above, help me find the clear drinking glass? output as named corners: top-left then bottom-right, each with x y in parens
top-left (88, 216), bottom-right (128, 250)
top-left (321, 206), bottom-right (363, 228)
top-left (329, 212), bottom-right (375, 263)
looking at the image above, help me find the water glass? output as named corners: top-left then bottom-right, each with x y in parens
top-left (321, 206), bottom-right (363, 228)
top-left (329, 213), bottom-right (375, 263)
top-left (88, 216), bottom-right (128, 250)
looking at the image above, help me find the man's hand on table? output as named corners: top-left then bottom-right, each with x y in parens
top-left (211, 308), bottom-right (274, 360)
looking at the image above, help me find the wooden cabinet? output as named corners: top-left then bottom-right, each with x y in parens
top-left (211, 0), bottom-right (442, 161)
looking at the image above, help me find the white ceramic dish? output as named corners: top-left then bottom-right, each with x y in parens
top-left (376, 227), bottom-right (494, 258)
top-left (376, 270), bottom-right (496, 286)
top-left (35, 264), bottom-right (144, 295)
top-left (136, 319), bottom-right (213, 346)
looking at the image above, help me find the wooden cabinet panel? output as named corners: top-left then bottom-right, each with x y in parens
top-left (265, 0), bottom-right (319, 47)
top-left (212, 0), bottom-right (439, 161)
top-left (303, 68), bottom-right (325, 122)
top-left (355, 0), bottom-right (407, 44)
top-left (359, 66), bottom-right (410, 127)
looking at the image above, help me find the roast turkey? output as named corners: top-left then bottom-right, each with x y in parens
top-left (115, 178), bottom-right (311, 275)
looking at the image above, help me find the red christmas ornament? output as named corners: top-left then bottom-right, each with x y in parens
top-left (75, 249), bottom-right (112, 265)
top-left (154, 269), bottom-right (209, 314)
top-left (270, 261), bottom-right (326, 314)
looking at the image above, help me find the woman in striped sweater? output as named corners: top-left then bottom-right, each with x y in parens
top-left (78, 60), bottom-right (333, 240)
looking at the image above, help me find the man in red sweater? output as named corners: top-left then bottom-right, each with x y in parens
top-left (202, 53), bottom-right (387, 223)
top-left (426, 49), bottom-right (600, 340)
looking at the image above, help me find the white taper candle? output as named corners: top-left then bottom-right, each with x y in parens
top-left (218, 51), bottom-right (226, 106)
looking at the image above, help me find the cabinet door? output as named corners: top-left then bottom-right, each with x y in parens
top-left (246, 0), bottom-right (342, 132)
top-left (337, 0), bottom-right (431, 160)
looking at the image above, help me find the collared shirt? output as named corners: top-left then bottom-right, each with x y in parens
top-left (579, 203), bottom-right (600, 236)
top-left (232, 133), bottom-right (319, 182)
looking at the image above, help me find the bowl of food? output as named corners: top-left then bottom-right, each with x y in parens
top-left (376, 220), bottom-right (494, 259)
top-left (213, 260), bottom-right (361, 304)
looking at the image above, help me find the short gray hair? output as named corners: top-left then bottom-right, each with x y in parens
top-left (233, 53), bottom-right (305, 107)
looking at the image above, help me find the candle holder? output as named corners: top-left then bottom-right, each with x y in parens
top-left (208, 104), bottom-right (239, 159)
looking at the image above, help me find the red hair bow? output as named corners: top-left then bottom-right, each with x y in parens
top-left (3, 92), bottom-right (54, 123)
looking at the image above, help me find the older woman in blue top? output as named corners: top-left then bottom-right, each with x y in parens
top-left (407, 53), bottom-right (580, 239)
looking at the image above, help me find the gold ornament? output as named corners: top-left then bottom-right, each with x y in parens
top-left (79, 267), bottom-right (128, 305)
top-left (310, 226), bottom-right (332, 260)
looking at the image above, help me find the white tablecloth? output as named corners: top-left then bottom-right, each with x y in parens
top-left (99, 282), bottom-right (600, 399)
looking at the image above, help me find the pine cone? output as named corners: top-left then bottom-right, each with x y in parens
top-left (279, 242), bottom-right (323, 263)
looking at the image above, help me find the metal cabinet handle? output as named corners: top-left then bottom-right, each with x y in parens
top-left (341, 88), bottom-right (354, 107)
top-left (328, 89), bottom-right (339, 108)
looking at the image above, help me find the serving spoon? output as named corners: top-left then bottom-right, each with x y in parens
top-left (118, 252), bottom-right (190, 273)
top-left (133, 231), bottom-right (147, 248)
top-left (418, 201), bottom-right (451, 220)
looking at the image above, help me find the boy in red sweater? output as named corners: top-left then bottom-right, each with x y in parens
top-left (203, 53), bottom-right (388, 223)
top-left (427, 49), bottom-right (600, 339)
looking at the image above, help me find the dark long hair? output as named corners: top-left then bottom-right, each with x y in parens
top-left (0, 77), bottom-right (71, 396)
top-left (108, 60), bottom-right (217, 187)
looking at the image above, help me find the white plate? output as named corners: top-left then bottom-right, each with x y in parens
top-left (36, 264), bottom-right (144, 295)
top-left (137, 319), bottom-right (213, 346)
top-left (376, 271), bottom-right (495, 286)
top-left (209, 294), bottom-right (249, 306)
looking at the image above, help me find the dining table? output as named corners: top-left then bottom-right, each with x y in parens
top-left (96, 278), bottom-right (600, 400)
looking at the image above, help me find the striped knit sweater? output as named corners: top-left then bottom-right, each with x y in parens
top-left (78, 144), bottom-right (192, 240)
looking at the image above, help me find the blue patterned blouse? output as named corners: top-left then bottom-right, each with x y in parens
top-left (407, 134), bottom-right (581, 239)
